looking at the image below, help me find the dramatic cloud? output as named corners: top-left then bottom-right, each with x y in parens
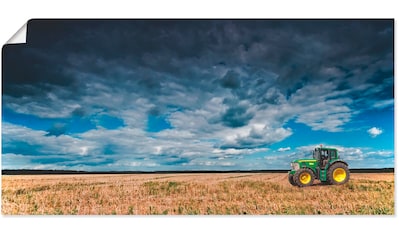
top-left (1, 19), bottom-right (394, 170)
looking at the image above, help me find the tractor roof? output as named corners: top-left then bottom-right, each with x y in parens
top-left (316, 147), bottom-right (338, 151)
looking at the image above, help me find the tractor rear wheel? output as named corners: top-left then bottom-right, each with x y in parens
top-left (294, 168), bottom-right (315, 187)
top-left (288, 174), bottom-right (297, 186)
top-left (327, 162), bottom-right (350, 185)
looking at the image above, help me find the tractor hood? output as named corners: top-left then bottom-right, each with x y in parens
top-left (292, 159), bottom-right (317, 163)
top-left (291, 159), bottom-right (318, 170)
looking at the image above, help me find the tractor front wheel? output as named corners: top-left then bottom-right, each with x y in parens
top-left (288, 174), bottom-right (297, 186)
top-left (294, 168), bottom-right (315, 187)
top-left (327, 162), bottom-right (350, 185)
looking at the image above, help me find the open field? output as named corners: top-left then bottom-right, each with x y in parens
top-left (1, 173), bottom-right (394, 215)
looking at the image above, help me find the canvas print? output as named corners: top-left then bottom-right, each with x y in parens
top-left (1, 19), bottom-right (394, 215)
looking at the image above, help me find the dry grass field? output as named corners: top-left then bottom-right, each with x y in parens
top-left (1, 173), bottom-right (394, 215)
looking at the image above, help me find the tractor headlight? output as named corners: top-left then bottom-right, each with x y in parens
top-left (291, 162), bottom-right (300, 171)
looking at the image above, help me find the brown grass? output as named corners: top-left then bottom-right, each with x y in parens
top-left (1, 173), bottom-right (394, 215)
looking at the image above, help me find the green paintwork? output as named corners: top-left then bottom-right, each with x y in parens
top-left (297, 159), bottom-right (317, 163)
top-left (289, 146), bottom-right (348, 182)
top-left (319, 169), bottom-right (327, 181)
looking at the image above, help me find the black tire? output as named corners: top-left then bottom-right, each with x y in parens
top-left (293, 168), bottom-right (315, 187)
top-left (327, 162), bottom-right (350, 185)
top-left (288, 174), bottom-right (297, 186)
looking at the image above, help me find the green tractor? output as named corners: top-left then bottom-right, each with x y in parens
top-left (288, 146), bottom-right (350, 187)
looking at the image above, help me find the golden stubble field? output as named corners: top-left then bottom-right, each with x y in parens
top-left (1, 173), bottom-right (394, 215)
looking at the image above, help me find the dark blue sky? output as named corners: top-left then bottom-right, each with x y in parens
top-left (1, 19), bottom-right (394, 171)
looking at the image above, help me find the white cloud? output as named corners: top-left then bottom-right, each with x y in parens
top-left (1, 122), bottom-right (96, 156)
top-left (219, 124), bottom-right (292, 149)
top-left (289, 82), bottom-right (353, 132)
top-left (365, 150), bottom-right (393, 158)
top-left (367, 127), bottom-right (383, 138)
top-left (372, 99), bottom-right (394, 109)
top-left (277, 147), bottom-right (291, 152)
top-left (212, 147), bottom-right (269, 156)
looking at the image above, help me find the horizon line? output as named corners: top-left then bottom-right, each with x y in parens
top-left (1, 168), bottom-right (394, 175)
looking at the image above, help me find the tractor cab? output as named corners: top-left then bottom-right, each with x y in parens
top-left (288, 145), bottom-right (350, 187)
top-left (312, 147), bottom-right (338, 169)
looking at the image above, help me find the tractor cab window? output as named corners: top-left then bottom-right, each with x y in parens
top-left (319, 149), bottom-right (330, 169)
top-left (313, 149), bottom-right (320, 160)
top-left (330, 150), bottom-right (337, 159)
top-left (314, 148), bottom-right (335, 161)
top-left (321, 150), bottom-right (329, 159)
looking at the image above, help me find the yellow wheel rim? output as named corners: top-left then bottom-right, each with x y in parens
top-left (333, 168), bottom-right (347, 182)
top-left (299, 172), bottom-right (311, 184)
